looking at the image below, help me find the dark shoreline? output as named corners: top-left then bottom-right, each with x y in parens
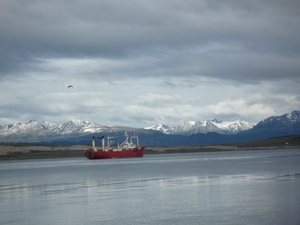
top-left (1, 145), bottom-right (299, 161)
top-left (1, 134), bottom-right (299, 160)
top-left (0, 150), bottom-right (84, 160)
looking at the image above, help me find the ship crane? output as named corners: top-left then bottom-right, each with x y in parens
top-left (130, 133), bottom-right (139, 147)
top-left (107, 136), bottom-right (119, 149)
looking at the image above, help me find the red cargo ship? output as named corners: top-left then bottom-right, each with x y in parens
top-left (84, 132), bottom-right (145, 160)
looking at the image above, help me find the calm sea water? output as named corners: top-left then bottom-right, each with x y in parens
top-left (1, 149), bottom-right (300, 225)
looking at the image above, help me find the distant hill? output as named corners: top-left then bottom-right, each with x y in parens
top-left (236, 134), bottom-right (300, 148)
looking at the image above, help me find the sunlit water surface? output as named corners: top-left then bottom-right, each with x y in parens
top-left (1, 149), bottom-right (300, 225)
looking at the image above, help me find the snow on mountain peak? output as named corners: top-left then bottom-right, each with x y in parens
top-left (260, 110), bottom-right (300, 124)
top-left (0, 119), bottom-right (105, 136)
top-left (40, 121), bottom-right (58, 130)
top-left (144, 124), bottom-right (175, 134)
top-left (55, 119), bottom-right (103, 134)
top-left (146, 118), bottom-right (256, 135)
top-left (285, 110), bottom-right (300, 122)
top-left (69, 119), bottom-right (91, 126)
top-left (177, 120), bottom-right (196, 130)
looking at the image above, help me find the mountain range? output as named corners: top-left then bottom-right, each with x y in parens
top-left (0, 118), bottom-right (255, 138)
top-left (145, 119), bottom-right (255, 135)
top-left (0, 110), bottom-right (299, 146)
top-left (0, 119), bottom-right (131, 136)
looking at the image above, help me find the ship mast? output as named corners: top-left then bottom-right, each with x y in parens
top-left (92, 136), bottom-right (105, 151)
top-left (131, 133), bottom-right (139, 146)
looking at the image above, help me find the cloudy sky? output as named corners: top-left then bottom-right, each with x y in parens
top-left (1, 0), bottom-right (300, 128)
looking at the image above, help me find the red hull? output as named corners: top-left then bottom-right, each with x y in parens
top-left (84, 146), bottom-right (145, 160)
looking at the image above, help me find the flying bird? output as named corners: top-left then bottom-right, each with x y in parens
top-left (68, 85), bottom-right (73, 89)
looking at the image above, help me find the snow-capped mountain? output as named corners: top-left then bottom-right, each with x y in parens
top-left (258, 110), bottom-right (300, 125)
top-left (0, 119), bottom-right (122, 137)
top-left (238, 110), bottom-right (300, 141)
top-left (145, 118), bottom-right (256, 135)
top-left (52, 120), bottom-right (104, 134)
top-left (0, 117), bottom-right (254, 139)
top-left (0, 120), bottom-right (52, 135)
top-left (144, 124), bottom-right (175, 134)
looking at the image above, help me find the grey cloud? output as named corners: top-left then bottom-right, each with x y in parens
top-left (0, 91), bottom-right (111, 119)
top-left (1, 1), bottom-right (299, 59)
top-left (1, 0), bottom-right (300, 126)
top-left (135, 94), bottom-right (202, 108)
